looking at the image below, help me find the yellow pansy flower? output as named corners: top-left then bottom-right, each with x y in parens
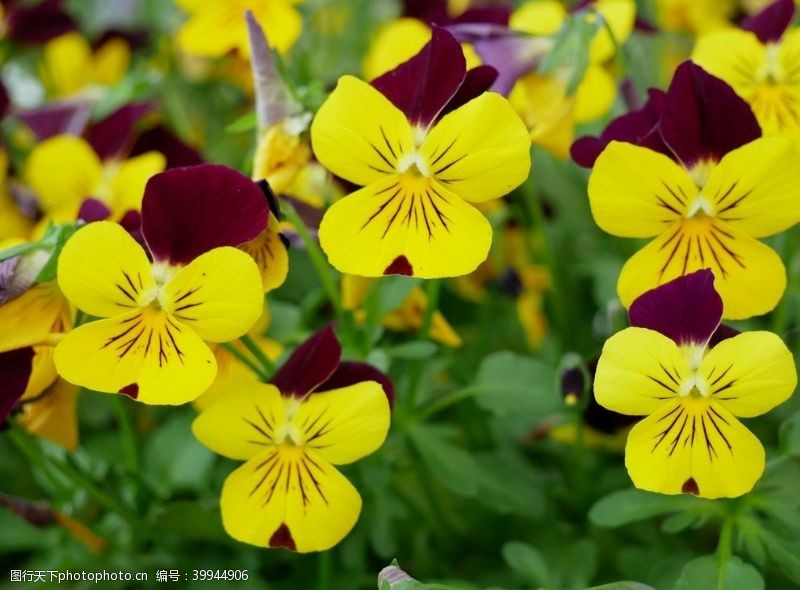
top-left (193, 325), bottom-right (392, 552)
top-left (595, 270), bottom-right (796, 498)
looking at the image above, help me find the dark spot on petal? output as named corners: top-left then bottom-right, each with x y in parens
top-left (120, 384), bottom-right (139, 399)
top-left (682, 477), bottom-right (699, 495)
top-left (268, 523), bottom-right (296, 551)
top-left (384, 255), bottom-right (413, 276)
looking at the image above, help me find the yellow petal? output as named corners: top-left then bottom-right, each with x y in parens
top-left (177, 2), bottom-right (244, 58)
top-left (221, 447), bottom-right (362, 552)
top-left (509, 72), bottom-right (575, 158)
top-left (161, 246), bottom-right (264, 342)
top-left (248, 0), bottom-right (303, 56)
top-left (691, 29), bottom-right (764, 100)
top-left (193, 381), bottom-right (286, 460)
top-left (590, 0), bottom-right (636, 63)
top-left (25, 136), bottom-right (103, 219)
top-left (318, 175), bottom-right (492, 278)
top-left (595, 327), bottom-right (691, 415)
top-left (625, 398), bottom-right (765, 499)
top-left (0, 283), bottom-right (70, 352)
top-left (573, 65), bottom-right (616, 123)
top-left (420, 92), bottom-right (532, 203)
top-left (41, 33), bottom-right (92, 96)
top-left (109, 152), bottom-right (167, 214)
top-left (311, 75), bottom-right (414, 186)
top-left (22, 345), bottom-right (59, 400)
top-left (57, 221), bottom-right (155, 318)
top-left (92, 38), bottom-right (130, 86)
top-left (704, 138), bottom-right (800, 238)
top-left (239, 214), bottom-right (289, 292)
top-left (54, 309), bottom-right (217, 405)
top-left (588, 142), bottom-right (697, 238)
top-left (363, 18), bottom-right (432, 80)
top-left (617, 218), bottom-right (786, 319)
top-left (510, 0), bottom-right (567, 35)
top-left (18, 380), bottom-right (80, 451)
top-left (699, 331), bottom-right (796, 418)
top-left (293, 381), bottom-right (391, 465)
top-left (341, 274), bottom-right (375, 311)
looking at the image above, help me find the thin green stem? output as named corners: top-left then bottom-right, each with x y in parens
top-left (240, 334), bottom-right (274, 376)
top-left (716, 516), bottom-right (735, 572)
top-left (8, 427), bottom-right (139, 524)
top-left (222, 342), bottom-right (268, 381)
top-left (419, 279), bottom-right (441, 339)
top-left (111, 396), bottom-right (139, 473)
top-left (416, 387), bottom-right (477, 421)
top-left (317, 550), bottom-right (333, 590)
top-left (283, 204), bottom-right (344, 318)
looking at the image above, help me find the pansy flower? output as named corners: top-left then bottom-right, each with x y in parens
top-left (39, 32), bottom-right (130, 99)
top-left (595, 270), bottom-right (796, 498)
top-left (53, 164), bottom-right (268, 405)
top-left (25, 105), bottom-right (166, 223)
top-left (312, 27), bottom-right (530, 278)
top-left (192, 325), bottom-right (393, 552)
top-left (176, 0), bottom-right (302, 58)
top-left (587, 61), bottom-right (800, 319)
top-left (693, 0), bottom-right (800, 139)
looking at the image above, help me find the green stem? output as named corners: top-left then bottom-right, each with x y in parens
top-left (283, 204), bottom-right (344, 318)
top-left (416, 387), bottom-right (477, 421)
top-left (111, 396), bottom-right (139, 473)
top-left (716, 516), bottom-right (735, 572)
top-left (222, 342), bottom-right (268, 381)
top-left (6, 426), bottom-right (68, 494)
top-left (8, 427), bottom-right (139, 525)
top-left (240, 334), bottom-right (274, 375)
top-left (419, 279), bottom-right (441, 339)
top-left (317, 550), bottom-right (333, 590)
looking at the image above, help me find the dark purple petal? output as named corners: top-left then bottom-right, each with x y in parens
top-left (403, 0), bottom-right (448, 24)
top-left (437, 65), bottom-right (498, 119)
top-left (634, 15), bottom-right (659, 33)
top-left (0, 347), bottom-right (34, 422)
top-left (3, 0), bottom-right (76, 44)
top-left (629, 269), bottom-right (723, 347)
top-left (77, 198), bottom-right (112, 222)
top-left (449, 23), bottom-right (539, 95)
top-left (742, 0), bottom-right (795, 44)
top-left (319, 361), bottom-right (395, 408)
top-left (660, 62), bottom-right (761, 169)
top-left (88, 102), bottom-right (151, 161)
top-left (129, 126), bottom-right (204, 169)
top-left (141, 164), bottom-right (269, 265)
top-left (0, 79), bottom-right (9, 119)
top-left (256, 180), bottom-right (281, 219)
top-left (708, 324), bottom-right (740, 348)
top-left (94, 29), bottom-right (148, 51)
top-left (372, 26), bottom-right (466, 128)
top-left (18, 101), bottom-right (92, 140)
top-left (452, 6), bottom-right (512, 25)
top-left (270, 324), bottom-right (342, 398)
top-left (571, 88), bottom-right (669, 168)
top-left (119, 209), bottom-right (146, 250)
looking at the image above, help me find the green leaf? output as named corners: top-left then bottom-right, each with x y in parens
top-left (377, 563), bottom-right (464, 590)
top-left (0, 221), bottom-right (83, 283)
top-left (764, 538), bottom-right (800, 585)
top-left (537, 12), bottom-right (601, 94)
top-left (779, 411), bottom-right (800, 457)
top-left (474, 450), bottom-right (545, 518)
top-left (150, 500), bottom-right (226, 541)
top-left (502, 541), bottom-right (550, 588)
top-left (225, 111), bottom-right (258, 134)
top-left (388, 341), bottom-right (439, 360)
top-left (584, 584), bottom-right (656, 590)
top-left (407, 424), bottom-right (482, 497)
top-left (589, 488), bottom-right (701, 528)
top-left (674, 555), bottom-right (763, 590)
top-left (474, 351), bottom-right (558, 417)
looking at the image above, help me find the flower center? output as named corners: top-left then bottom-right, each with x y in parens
top-left (274, 398), bottom-right (305, 447)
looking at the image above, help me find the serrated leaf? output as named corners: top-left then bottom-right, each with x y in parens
top-left (675, 555), bottom-right (763, 590)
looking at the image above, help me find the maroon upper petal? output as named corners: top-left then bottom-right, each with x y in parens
top-left (451, 6), bottom-right (512, 26)
top-left (0, 347), bottom-right (34, 422)
top-left (437, 65), bottom-right (498, 119)
top-left (18, 101), bottom-right (92, 140)
top-left (3, 0), bottom-right (76, 44)
top-left (629, 269), bottom-right (723, 347)
top-left (129, 126), bottom-right (204, 169)
top-left (741, 0), bottom-right (795, 44)
top-left (372, 26), bottom-right (466, 128)
top-left (77, 198), bottom-right (112, 222)
top-left (270, 324), bottom-right (342, 399)
top-left (88, 102), bottom-right (151, 162)
top-left (571, 88), bottom-right (669, 168)
top-left (141, 164), bottom-right (269, 266)
top-left (403, 0), bottom-right (449, 24)
top-left (660, 62), bottom-right (761, 169)
top-left (318, 361), bottom-right (395, 408)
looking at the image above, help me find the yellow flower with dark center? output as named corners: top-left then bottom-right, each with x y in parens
top-left (193, 325), bottom-right (392, 552)
top-left (312, 28), bottom-right (530, 278)
top-left (693, 0), bottom-right (800, 138)
top-left (53, 165), bottom-right (270, 405)
top-left (595, 270), bottom-right (796, 498)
